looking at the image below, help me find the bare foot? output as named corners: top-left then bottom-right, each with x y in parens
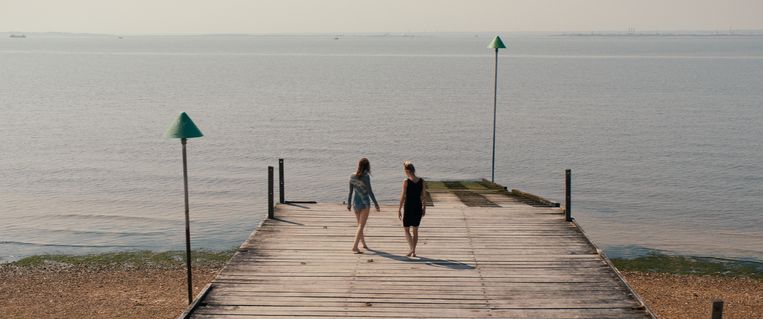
top-left (352, 249), bottom-right (363, 254)
top-left (411, 252), bottom-right (416, 257)
top-left (406, 251), bottom-right (413, 257)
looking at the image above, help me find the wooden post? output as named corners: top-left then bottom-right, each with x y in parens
top-left (268, 166), bottom-right (274, 219)
top-left (565, 169), bottom-right (572, 222)
top-left (279, 158), bottom-right (285, 204)
top-left (712, 300), bottom-right (723, 319)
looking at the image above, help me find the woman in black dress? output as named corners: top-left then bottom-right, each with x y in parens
top-left (397, 161), bottom-right (426, 257)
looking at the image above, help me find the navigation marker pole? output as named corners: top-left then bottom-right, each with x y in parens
top-left (165, 112), bottom-right (204, 304)
top-left (487, 36), bottom-right (506, 183)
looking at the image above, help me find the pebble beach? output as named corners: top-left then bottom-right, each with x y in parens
top-left (1, 253), bottom-right (761, 319)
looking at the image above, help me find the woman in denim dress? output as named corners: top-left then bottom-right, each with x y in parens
top-left (347, 158), bottom-right (380, 253)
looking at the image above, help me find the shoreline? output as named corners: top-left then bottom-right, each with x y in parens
top-left (1, 251), bottom-right (761, 318)
top-left (611, 254), bottom-right (763, 279)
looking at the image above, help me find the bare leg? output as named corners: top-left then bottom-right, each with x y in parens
top-left (352, 208), bottom-right (370, 253)
top-left (354, 209), bottom-right (368, 249)
top-left (411, 227), bottom-right (419, 257)
top-left (403, 227), bottom-right (413, 256)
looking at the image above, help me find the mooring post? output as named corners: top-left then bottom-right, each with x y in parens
top-left (565, 169), bottom-right (572, 222)
top-left (268, 166), bottom-right (274, 219)
top-left (711, 299), bottom-right (724, 319)
top-left (279, 158), bottom-right (285, 204)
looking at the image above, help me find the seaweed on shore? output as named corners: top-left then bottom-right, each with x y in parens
top-left (5, 249), bottom-right (236, 271)
top-left (612, 254), bottom-right (763, 278)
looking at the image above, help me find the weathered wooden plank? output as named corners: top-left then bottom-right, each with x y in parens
top-left (192, 305), bottom-right (650, 318)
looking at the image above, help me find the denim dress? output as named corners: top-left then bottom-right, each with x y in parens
top-left (347, 173), bottom-right (378, 210)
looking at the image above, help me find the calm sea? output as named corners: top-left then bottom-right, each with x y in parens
top-left (1, 33), bottom-right (761, 263)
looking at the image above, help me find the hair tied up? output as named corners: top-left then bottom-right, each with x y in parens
top-left (403, 160), bottom-right (415, 174)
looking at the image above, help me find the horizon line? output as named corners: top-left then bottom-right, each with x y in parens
top-left (5, 28), bottom-right (763, 37)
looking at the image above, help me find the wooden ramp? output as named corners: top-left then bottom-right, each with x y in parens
top-left (183, 189), bottom-right (654, 318)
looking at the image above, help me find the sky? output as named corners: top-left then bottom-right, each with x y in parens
top-left (2, 0), bottom-right (763, 35)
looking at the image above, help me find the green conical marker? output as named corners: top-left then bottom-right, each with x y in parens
top-left (165, 112), bottom-right (203, 139)
top-left (487, 36), bottom-right (506, 49)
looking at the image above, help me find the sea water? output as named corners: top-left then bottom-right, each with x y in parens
top-left (1, 33), bottom-right (761, 262)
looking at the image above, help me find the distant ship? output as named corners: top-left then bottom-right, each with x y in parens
top-left (9, 34), bottom-right (26, 38)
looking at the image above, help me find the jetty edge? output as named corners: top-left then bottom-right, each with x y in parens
top-left (179, 179), bottom-right (655, 318)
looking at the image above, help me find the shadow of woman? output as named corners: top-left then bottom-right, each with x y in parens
top-left (366, 248), bottom-right (475, 270)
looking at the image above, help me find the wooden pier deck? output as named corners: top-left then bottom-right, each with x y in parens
top-left (182, 182), bottom-right (654, 318)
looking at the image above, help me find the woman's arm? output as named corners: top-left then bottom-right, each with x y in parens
top-left (398, 179), bottom-right (408, 220)
top-left (347, 177), bottom-right (353, 211)
top-left (420, 179), bottom-right (427, 216)
top-left (366, 175), bottom-right (380, 211)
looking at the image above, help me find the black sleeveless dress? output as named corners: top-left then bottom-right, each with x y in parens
top-left (403, 178), bottom-right (424, 227)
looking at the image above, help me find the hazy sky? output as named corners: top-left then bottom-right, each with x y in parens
top-left (2, 0), bottom-right (762, 34)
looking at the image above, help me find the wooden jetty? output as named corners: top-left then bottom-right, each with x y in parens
top-left (180, 180), bottom-right (655, 318)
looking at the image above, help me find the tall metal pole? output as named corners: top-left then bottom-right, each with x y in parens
top-left (181, 138), bottom-right (193, 304)
top-left (491, 48), bottom-right (498, 183)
